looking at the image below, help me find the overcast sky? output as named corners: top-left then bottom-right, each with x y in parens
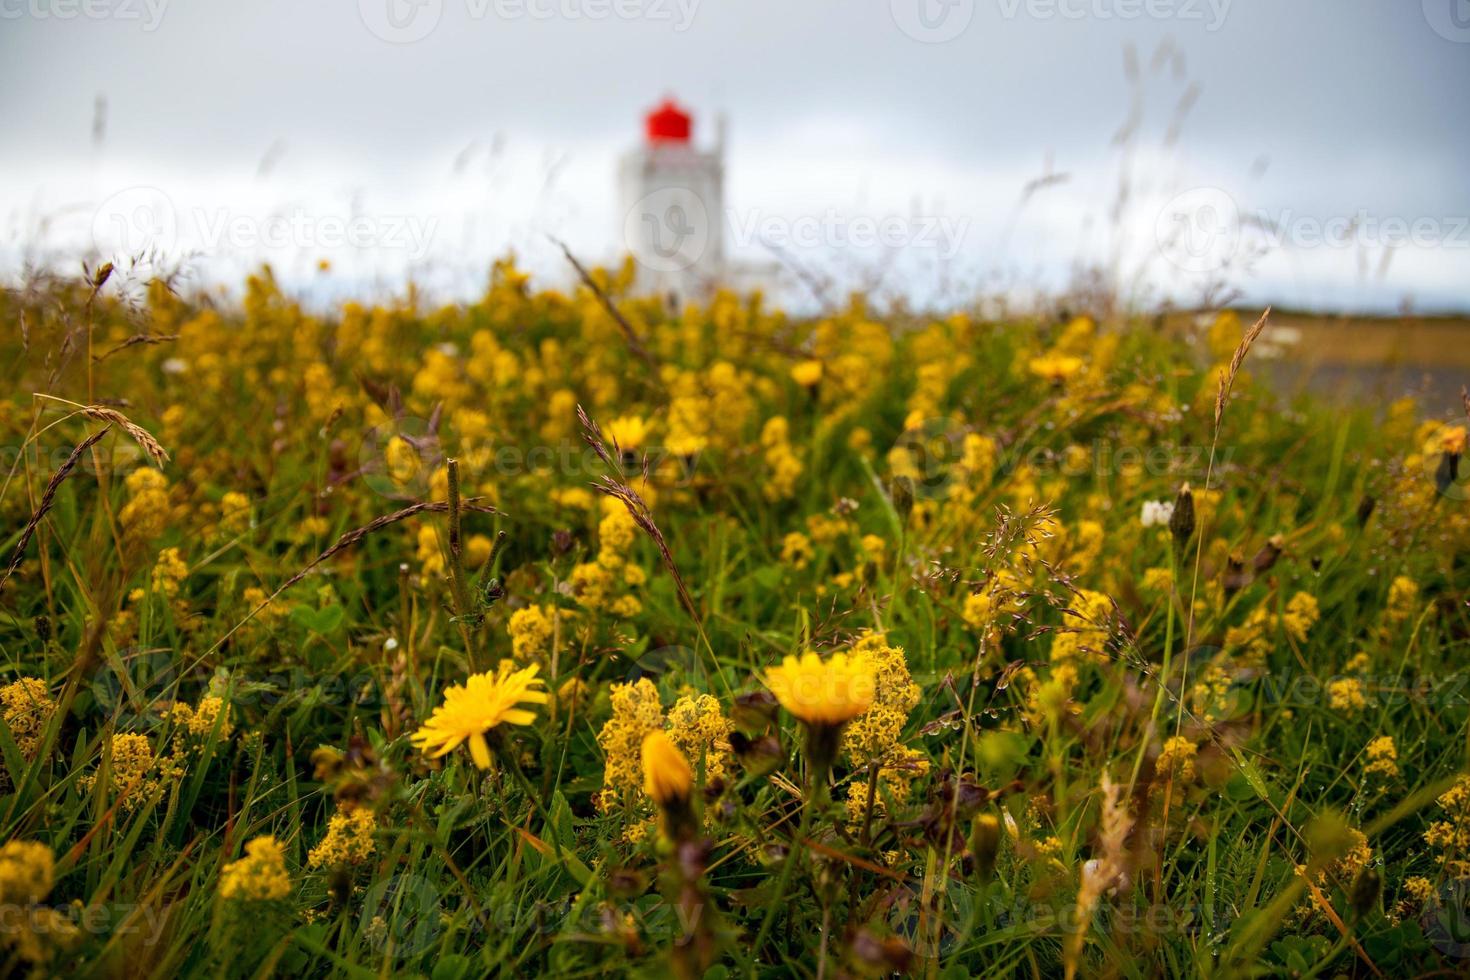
top-left (2, 0), bottom-right (1467, 312)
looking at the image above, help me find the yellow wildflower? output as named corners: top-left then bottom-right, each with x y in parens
top-left (1157, 736), bottom-right (1198, 783)
top-left (508, 605), bottom-right (555, 660)
top-left (595, 678), bottom-right (664, 810)
top-left (1364, 736), bottom-right (1398, 780)
top-left (220, 836), bottom-right (292, 901)
top-left (765, 650), bottom-right (876, 729)
top-left (307, 808), bottom-right (377, 869)
top-left (790, 359), bottom-right (823, 387)
top-left (640, 731), bottom-right (693, 806)
top-left (410, 661), bottom-right (548, 769)
top-left (0, 678), bottom-right (55, 759)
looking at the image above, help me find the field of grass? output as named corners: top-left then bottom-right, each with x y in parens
top-left (0, 259), bottom-right (1467, 978)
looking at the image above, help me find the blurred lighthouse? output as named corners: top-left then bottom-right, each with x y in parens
top-left (618, 97), bottom-right (726, 301)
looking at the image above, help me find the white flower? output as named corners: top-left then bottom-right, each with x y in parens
top-left (1140, 500), bottom-right (1175, 528)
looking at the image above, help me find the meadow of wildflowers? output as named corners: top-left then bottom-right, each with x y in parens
top-left (0, 259), bottom-right (1467, 977)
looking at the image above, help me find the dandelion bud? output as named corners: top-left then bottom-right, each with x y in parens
top-left (890, 476), bottom-right (915, 525)
top-left (848, 929), bottom-right (912, 977)
top-left (731, 690), bottom-right (779, 731)
top-left (970, 812), bottom-right (1002, 885)
top-left (642, 731), bottom-right (696, 841)
top-left (1169, 483), bottom-right (1195, 552)
top-left (1349, 866), bottom-right (1381, 919)
top-left (641, 731), bottom-right (692, 805)
top-left (729, 731), bottom-right (785, 778)
top-left (311, 746), bottom-right (344, 782)
top-left (1435, 451), bottom-right (1459, 496)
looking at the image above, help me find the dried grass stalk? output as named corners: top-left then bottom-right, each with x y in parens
top-left (78, 406), bottom-right (170, 468)
top-left (1213, 307), bottom-right (1270, 428)
top-left (274, 499), bottom-right (498, 597)
top-left (578, 405), bottom-right (699, 624)
top-left (553, 237), bottom-right (658, 374)
top-left (0, 425), bottom-right (112, 596)
top-left (1064, 774), bottom-right (1135, 980)
top-left (93, 333), bottom-right (180, 363)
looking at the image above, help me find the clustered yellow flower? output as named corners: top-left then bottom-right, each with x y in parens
top-left (1385, 575), bottom-right (1420, 625)
top-left (1363, 736), bottom-right (1398, 780)
top-left (0, 677), bottom-right (55, 759)
top-left (307, 807), bottom-right (377, 869)
top-left (508, 605), bottom-right (556, 660)
top-left (218, 490), bottom-right (252, 535)
top-left (143, 546), bottom-right (189, 599)
top-left (664, 694), bottom-right (734, 785)
top-left (1156, 736), bottom-right (1199, 784)
top-left (118, 468), bottom-right (171, 540)
top-left (0, 840), bottom-right (78, 964)
top-left (760, 416), bottom-right (802, 502)
top-left (411, 661), bottom-right (548, 769)
top-left (780, 531), bottom-right (813, 570)
top-left (595, 678), bottom-right (664, 811)
top-left (1327, 677), bottom-right (1368, 715)
top-left (1188, 665), bottom-right (1234, 724)
top-left (1424, 774), bottom-right (1470, 877)
top-left (171, 695), bottom-right (233, 739)
top-left (80, 732), bottom-right (160, 810)
top-left (595, 680), bottom-right (733, 821)
top-left (1049, 589), bottom-right (1114, 668)
top-left (1225, 590), bottom-right (1320, 669)
top-left (841, 634), bottom-right (920, 766)
top-left (569, 506), bottom-right (645, 618)
top-left (220, 836), bottom-right (292, 901)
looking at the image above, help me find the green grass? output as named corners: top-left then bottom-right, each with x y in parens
top-left (0, 265), bottom-right (1466, 978)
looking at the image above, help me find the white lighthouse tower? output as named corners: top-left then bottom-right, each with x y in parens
top-left (618, 98), bottom-right (726, 302)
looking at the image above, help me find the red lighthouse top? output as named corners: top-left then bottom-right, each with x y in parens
top-left (644, 99), bottom-right (691, 144)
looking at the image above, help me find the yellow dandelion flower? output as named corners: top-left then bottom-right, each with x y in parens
top-left (790, 359), bottom-right (823, 387)
top-left (410, 661), bottom-right (548, 769)
top-left (605, 415), bottom-right (649, 453)
top-left (1028, 353), bottom-right (1084, 384)
top-left (764, 650), bottom-right (876, 728)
